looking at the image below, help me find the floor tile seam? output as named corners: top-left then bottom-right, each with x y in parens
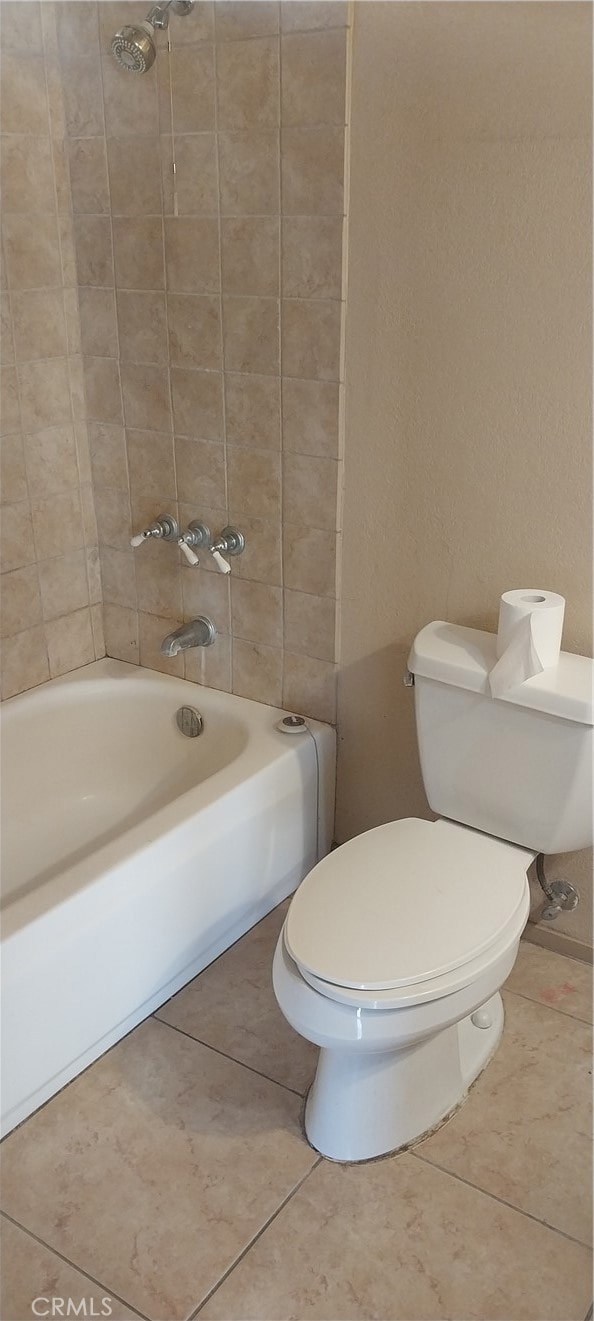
top-left (151, 1012), bottom-right (306, 1097)
top-left (503, 986), bottom-right (593, 1025)
top-left (187, 1157), bottom-right (324, 1320)
top-left (410, 1150), bottom-right (594, 1251)
top-left (0, 1210), bottom-right (150, 1321)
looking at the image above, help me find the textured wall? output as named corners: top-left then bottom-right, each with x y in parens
top-left (54, 0), bottom-right (347, 724)
top-left (0, 0), bottom-right (104, 699)
top-left (337, 3), bottom-right (593, 950)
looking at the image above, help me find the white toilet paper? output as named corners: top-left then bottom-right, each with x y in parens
top-left (488, 589), bottom-right (565, 698)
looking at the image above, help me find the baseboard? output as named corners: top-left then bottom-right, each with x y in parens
top-left (523, 921), bottom-right (593, 965)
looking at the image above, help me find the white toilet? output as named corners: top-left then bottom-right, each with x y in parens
top-left (273, 620), bottom-right (593, 1163)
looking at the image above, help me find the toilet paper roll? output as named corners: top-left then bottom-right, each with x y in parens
top-left (489, 589), bottom-right (565, 699)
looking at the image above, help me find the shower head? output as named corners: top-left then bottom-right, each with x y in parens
top-left (111, 1), bottom-right (193, 74)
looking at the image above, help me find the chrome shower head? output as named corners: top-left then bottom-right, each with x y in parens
top-left (111, 20), bottom-right (157, 74)
top-left (111, 1), bottom-right (193, 74)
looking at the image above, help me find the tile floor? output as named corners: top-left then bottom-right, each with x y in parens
top-left (1, 906), bottom-right (592, 1321)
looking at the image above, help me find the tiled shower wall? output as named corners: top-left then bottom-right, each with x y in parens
top-left (0, 0), bottom-right (104, 700)
top-left (60, 0), bottom-right (348, 724)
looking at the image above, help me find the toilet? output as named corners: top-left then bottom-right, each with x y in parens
top-left (273, 620), bottom-right (594, 1162)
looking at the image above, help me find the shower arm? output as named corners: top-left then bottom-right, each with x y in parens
top-left (146, 0), bottom-right (193, 28)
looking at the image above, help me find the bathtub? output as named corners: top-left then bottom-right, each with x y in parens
top-left (1, 659), bottom-right (335, 1136)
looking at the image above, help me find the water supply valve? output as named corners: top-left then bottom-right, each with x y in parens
top-left (130, 514), bottom-right (200, 566)
top-left (184, 522), bottom-right (246, 574)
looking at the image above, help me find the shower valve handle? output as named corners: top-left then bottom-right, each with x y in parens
top-left (130, 515), bottom-right (180, 548)
top-left (178, 537), bottom-right (199, 567)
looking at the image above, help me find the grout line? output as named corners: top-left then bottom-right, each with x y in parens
top-left (503, 985), bottom-right (592, 1026)
top-left (0, 1211), bottom-right (150, 1321)
top-left (188, 1157), bottom-right (323, 1319)
top-left (152, 1014), bottom-right (306, 1099)
top-left (410, 1150), bottom-right (594, 1250)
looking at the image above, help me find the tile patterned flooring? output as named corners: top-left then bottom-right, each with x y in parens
top-left (1, 906), bottom-right (592, 1321)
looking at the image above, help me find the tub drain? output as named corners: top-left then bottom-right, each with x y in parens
top-left (176, 706), bottom-right (204, 737)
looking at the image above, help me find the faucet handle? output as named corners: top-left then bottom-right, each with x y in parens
top-left (178, 536), bottom-right (199, 566)
top-left (130, 515), bottom-right (179, 548)
top-left (211, 548), bottom-right (232, 574)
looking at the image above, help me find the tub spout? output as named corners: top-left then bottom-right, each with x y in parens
top-left (160, 617), bottom-right (216, 656)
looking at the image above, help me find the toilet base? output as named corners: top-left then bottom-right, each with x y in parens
top-left (304, 993), bottom-right (504, 1163)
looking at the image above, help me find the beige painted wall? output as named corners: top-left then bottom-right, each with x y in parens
top-left (337, 3), bottom-right (593, 950)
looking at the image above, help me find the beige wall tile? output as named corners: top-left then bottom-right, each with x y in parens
top-left (56, 2), bottom-right (100, 59)
top-left (0, 432), bottom-right (27, 505)
top-left (38, 550), bottom-right (90, 620)
top-left (215, 2), bottom-right (279, 41)
top-left (91, 601), bottom-right (105, 658)
top-left (94, 486), bottom-right (132, 550)
top-left (222, 218), bottom-right (279, 296)
top-left (68, 355), bottom-right (87, 423)
top-left (17, 359), bottom-right (72, 432)
top-left (216, 37), bottom-right (280, 131)
top-left (138, 609), bottom-right (184, 675)
top-left (0, 367), bottom-right (20, 435)
top-left (175, 436), bottom-right (226, 506)
top-left (232, 637), bottom-right (282, 705)
top-left (1, 501), bottom-right (35, 572)
top-left (170, 368), bottom-right (223, 440)
top-left (1, 624), bottom-right (49, 699)
top-left (121, 362), bottom-right (171, 432)
top-left (98, 1), bottom-right (156, 52)
top-left (234, 516), bottom-right (282, 586)
top-left (107, 136), bottom-right (163, 216)
top-left (117, 291), bottom-right (168, 366)
top-left (170, 45), bottom-right (215, 132)
top-left (45, 606), bottom-right (95, 677)
top-left (283, 524), bottom-right (336, 596)
top-left (282, 299), bottom-right (341, 380)
top-left (281, 127), bottom-right (344, 215)
top-left (0, 294), bottom-right (13, 366)
top-left (78, 287), bottom-right (118, 358)
top-left (281, 30), bottom-right (347, 127)
top-left (164, 217), bottom-right (220, 294)
top-left (283, 586), bottom-right (335, 660)
top-left (227, 446), bottom-right (281, 520)
top-left (1, 135), bottom-right (55, 213)
top-left (60, 212), bottom-right (82, 286)
top-left (282, 217), bottom-right (343, 299)
top-left (167, 294), bottom-right (221, 371)
top-left (280, 2), bottom-right (348, 32)
top-left (0, 3), bottom-right (43, 54)
top-left (182, 565), bottom-right (231, 631)
top-left (0, 52), bottom-right (49, 133)
top-left (173, 133), bottom-right (218, 215)
top-left (99, 546), bottom-right (137, 609)
top-left (282, 377), bottom-right (339, 456)
top-left (62, 57), bottom-right (105, 137)
top-left (63, 289), bottom-right (82, 356)
top-left (283, 452), bottom-right (338, 530)
top-left (218, 130), bottom-right (280, 215)
top-left (113, 217), bottom-right (164, 290)
top-left (24, 425), bottom-right (79, 499)
top-left (87, 545), bottom-right (102, 606)
top-left (169, 1), bottom-right (214, 45)
top-left (283, 648), bottom-right (336, 721)
top-left (10, 290), bottom-right (67, 363)
top-left (83, 357), bottom-right (123, 425)
top-left (101, 53), bottom-right (159, 138)
top-left (135, 541), bottom-right (183, 619)
top-left (223, 296), bottom-right (279, 374)
top-left (103, 602), bottom-right (139, 664)
top-left (127, 428), bottom-right (176, 501)
top-left (51, 138), bottom-right (71, 213)
top-left (80, 482), bottom-right (99, 546)
top-left (225, 373), bottom-right (280, 448)
top-left (89, 422), bottom-right (128, 490)
top-left (67, 138), bottom-right (109, 214)
top-left (0, 565), bottom-right (42, 638)
top-left (2, 214), bottom-right (62, 290)
top-left (231, 577), bottom-right (282, 647)
top-left (31, 489), bottom-right (84, 558)
top-left (73, 216), bottom-right (114, 287)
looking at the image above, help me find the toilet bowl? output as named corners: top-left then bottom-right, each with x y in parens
top-left (273, 817), bottom-right (533, 1162)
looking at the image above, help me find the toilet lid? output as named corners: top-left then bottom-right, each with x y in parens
top-left (285, 818), bottom-right (533, 991)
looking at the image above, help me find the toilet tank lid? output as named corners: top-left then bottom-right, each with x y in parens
top-left (408, 622), bottom-right (594, 726)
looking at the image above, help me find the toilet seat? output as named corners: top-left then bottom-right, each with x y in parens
top-left (285, 817), bottom-right (534, 997)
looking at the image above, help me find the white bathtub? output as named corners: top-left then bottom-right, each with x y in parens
top-left (1, 659), bottom-right (335, 1136)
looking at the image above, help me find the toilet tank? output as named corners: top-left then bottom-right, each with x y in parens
top-left (408, 622), bottom-right (594, 855)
